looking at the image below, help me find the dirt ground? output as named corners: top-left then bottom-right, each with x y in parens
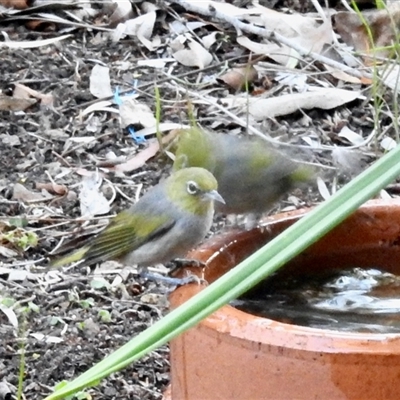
top-left (0, 0), bottom-right (391, 399)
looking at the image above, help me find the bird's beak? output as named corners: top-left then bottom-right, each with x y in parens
top-left (205, 189), bottom-right (225, 204)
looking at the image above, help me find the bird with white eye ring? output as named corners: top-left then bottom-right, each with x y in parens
top-left (173, 127), bottom-right (314, 227)
top-left (50, 168), bottom-right (224, 276)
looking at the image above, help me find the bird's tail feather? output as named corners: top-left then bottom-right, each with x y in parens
top-left (50, 247), bottom-right (88, 268)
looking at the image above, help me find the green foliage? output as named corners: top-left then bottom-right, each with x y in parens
top-left (8, 217), bottom-right (29, 228)
top-left (0, 225), bottom-right (38, 251)
top-left (54, 382), bottom-right (91, 400)
top-left (78, 298), bottom-right (95, 310)
top-left (98, 310), bottom-right (112, 323)
top-left (48, 316), bottom-right (65, 326)
top-left (20, 301), bottom-right (40, 315)
top-left (76, 321), bottom-right (86, 331)
top-left (1, 297), bottom-right (16, 307)
top-left (90, 278), bottom-right (110, 290)
top-left (375, 0), bottom-right (385, 9)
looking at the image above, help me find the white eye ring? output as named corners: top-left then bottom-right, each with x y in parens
top-left (187, 181), bottom-right (198, 195)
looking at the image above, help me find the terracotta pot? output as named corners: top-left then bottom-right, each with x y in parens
top-left (166, 200), bottom-right (400, 400)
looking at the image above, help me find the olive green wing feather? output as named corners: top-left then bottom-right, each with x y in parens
top-left (51, 210), bottom-right (175, 268)
top-left (83, 211), bottom-right (175, 264)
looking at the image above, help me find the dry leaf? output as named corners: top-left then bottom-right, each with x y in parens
top-left (111, 131), bottom-right (177, 173)
top-left (112, 139), bottom-right (160, 173)
top-left (67, 137), bottom-right (96, 145)
top-left (256, 4), bottom-right (333, 54)
top-left (338, 126), bottom-right (364, 146)
top-left (334, 3), bottom-right (400, 58)
top-left (136, 11), bottom-right (157, 51)
top-left (8, 269), bottom-right (29, 282)
top-left (381, 136), bottom-right (397, 151)
top-left (137, 58), bottom-right (175, 68)
top-left (238, 6), bottom-right (333, 67)
top-left (112, 10), bottom-right (156, 50)
top-left (119, 98), bottom-right (156, 129)
top-left (77, 7), bottom-right (99, 21)
top-left (81, 100), bottom-right (118, 116)
top-left (79, 172), bottom-right (110, 217)
top-left (0, 245), bottom-right (18, 258)
top-left (0, 0), bottom-right (29, 9)
top-left (317, 176), bottom-right (331, 201)
top-left (89, 65), bottom-right (113, 99)
top-left (323, 64), bottom-right (362, 84)
top-left (13, 183), bottom-right (49, 202)
top-left (108, 0), bottom-right (133, 26)
top-left (174, 0), bottom-right (250, 18)
top-left (86, 115), bottom-right (102, 133)
top-left (25, 20), bottom-right (57, 31)
top-left (0, 304), bottom-right (18, 329)
top-left (36, 182), bottom-right (68, 196)
top-left (0, 33), bottom-right (71, 49)
top-left (381, 63), bottom-right (400, 93)
top-left (75, 168), bottom-right (106, 178)
top-left (0, 134), bottom-right (21, 146)
top-left (224, 87), bottom-right (361, 120)
top-left (275, 72), bottom-right (308, 91)
top-left (29, 333), bottom-right (64, 344)
top-left (201, 31), bottom-right (220, 49)
top-left (237, 36), bottom-right (297, 67)
top-left (0, 381), bottom-right (12, 398)
top-left (13, 83), bottom-right (54, 107)
top-left (0, 94), bottom-right (36, 111)
top-left (218, 65), bottom-right (258, 91)
top-left (134, 122), bottom-right (190, 138)
top-left (173, 39), bottom-right (213, 69)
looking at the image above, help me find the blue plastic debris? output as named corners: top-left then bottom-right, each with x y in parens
top-left (114, 84), bottom-right (146, 144)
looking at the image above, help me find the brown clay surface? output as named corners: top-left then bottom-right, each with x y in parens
top-left (169, 200), bottom-right (400, 400)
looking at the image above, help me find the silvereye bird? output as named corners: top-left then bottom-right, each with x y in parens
top-left (173, 127), bottom-right (313, 217)
top-left (51, 167), bottom-right (224, 268)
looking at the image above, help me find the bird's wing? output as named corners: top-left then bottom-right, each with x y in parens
top-left (82, 210), bottom-right (176, 265)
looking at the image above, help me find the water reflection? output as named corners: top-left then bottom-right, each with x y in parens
top-left (231, 268), bottom-right (400, 333)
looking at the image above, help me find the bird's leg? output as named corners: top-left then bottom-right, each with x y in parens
top-left (178, 270), bottom-right (208, 286)
top-left (167, 258), bottom-right (206, 276)
top-left (165, 258), bottom-right (208, 286)
top-left (168, 258), bottom-right (206, 271)
top-left (140, 269), bottom-right (207, 287)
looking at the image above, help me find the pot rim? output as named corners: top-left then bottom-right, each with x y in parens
top-left (179, 199), bottom-right (400, 354)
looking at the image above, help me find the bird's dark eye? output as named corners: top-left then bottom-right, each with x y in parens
top-left (186, 181), bottom-right (199, 195)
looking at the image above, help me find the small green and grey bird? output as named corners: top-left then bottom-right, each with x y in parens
top-left (51, 167), bottom-right (224, 268)
top-left (173, 127), bottom-right (313, 217)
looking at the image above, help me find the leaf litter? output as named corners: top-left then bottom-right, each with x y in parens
top-left (1, 0), bottom-right (400, 398)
